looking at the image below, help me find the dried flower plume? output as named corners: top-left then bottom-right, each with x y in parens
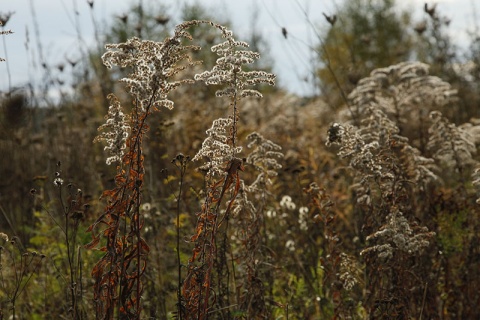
top-left (194, 27), bottom-right (275, 98)
top-left (94, 94), bottom-right (130, 165)
top-left (361, 206), bottom-right (435, 260)
top-left (192, 117), bottom-right (242, 178)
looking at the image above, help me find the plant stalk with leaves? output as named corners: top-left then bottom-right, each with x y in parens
top-left (182, 24), bottom-right (275, 319)
top-left (86, 21), bottom-right (206, 319)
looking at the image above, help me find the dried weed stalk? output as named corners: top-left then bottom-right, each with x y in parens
top-left (87, 21), bottom-right (206, 319)
top-left (48, 164), bottom-right (90, 319)
top-left (327, 62), bottom-right (448, 318)
top-left (233, 132), bottom-right (283, 318)
top-left (88, 19), bottom-right (275, 320)
top-left (182, 24), bottom-right (275, 319)
top-left (0, 234), bottom-right (45, 320)
top-left (304, 182), bottom-right (347, 317)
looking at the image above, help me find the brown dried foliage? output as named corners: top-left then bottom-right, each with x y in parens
top-left (181, 158), bottom-right (243, 319)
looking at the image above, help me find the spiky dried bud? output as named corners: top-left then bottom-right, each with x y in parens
top-left (0, 12), bottom-right (14, 27)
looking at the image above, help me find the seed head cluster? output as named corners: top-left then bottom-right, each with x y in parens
top-left (361, 206), bottom-right (435, 260)
top-left (192, 118), bottom-right (242, 178)
top-left (101, 22), bottom-right (204, 112)
top-left (94, 94), bottom-right (130, 165)
top-left (194, 29), bottom-right (275, 99)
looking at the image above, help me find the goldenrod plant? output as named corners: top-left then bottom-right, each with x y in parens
top-left (1, 1), bottom-right (480, 319)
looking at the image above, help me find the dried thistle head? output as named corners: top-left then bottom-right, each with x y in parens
top-left (0, 11), bottom-right (14, 27)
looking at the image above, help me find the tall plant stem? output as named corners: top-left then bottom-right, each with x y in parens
top-left (1, 30), bottom-right (11, 91)
top-left (175, 159), bottom-right (188, 320)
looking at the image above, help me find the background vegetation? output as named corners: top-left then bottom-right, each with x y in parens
top-left (1, 0), bottom-right (479, 319)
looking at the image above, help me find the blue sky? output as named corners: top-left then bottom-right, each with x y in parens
top-left (0, 0), bottom-right (475, 97)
